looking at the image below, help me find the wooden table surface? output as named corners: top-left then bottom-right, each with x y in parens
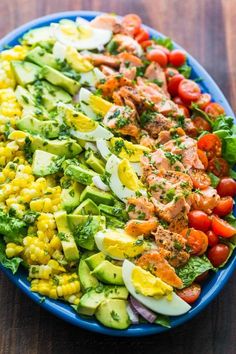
top-left (0, 0), bottom-right (236, 353)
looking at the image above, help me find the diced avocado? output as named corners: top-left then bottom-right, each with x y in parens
top-left (85, 151), bottom-right (105, 174)
top-left (64, 164), bottom-right (98, 185)
top-left (15, 85), bottom-right (35, 106)
top-left (40, 65), bottom-right (80, 95)
top-left (77, 285), bottom-right (129, 316)
top-left (54, 210), bottom-right (79, 262)
top-left (68, 214), bottom-right (106, 230)
top-left (91, 260), bottom-right (124, 285)
top-left (80, 186), bottom-right (115, 206)
top-left (11, 61), bottom-right (40, 86)
top-left (17, 116), bottom-right (60, 139)
top-left (22, 27), bottom-right (54, 46)
top-left (73, 199), bottom-right (100, 215)
top-left (61, 176), bottom-right (84, 213)
top-left (78, 259), bottom-right (99, 291)
top-left (98, 203), bottom-right (128, 221)
top-left (26, 46), bottom-right (58, 68)
top-left (30, 135), bottom-right (82, 158)
top-left (101, 213), bottom-right (125, 229)
top-left (95, 299), bottom-right (130, 329)
top-left (85, 252), bottom-right (106, 270)
top-left (28, 80), bottom-right (72, 111)
top-left (32, 150), bottom-right (62, 176)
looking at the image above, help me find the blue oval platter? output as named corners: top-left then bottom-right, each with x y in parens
top-left (0, 10), bottom-right (235, 337)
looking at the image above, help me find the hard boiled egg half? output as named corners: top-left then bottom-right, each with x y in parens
top-left (79, 88), bottom-right (114, 120)
top-left (122, 260), bottom-right (191, 316)
top-left (94, 229), bottom-right (147, 260)
top-left (59, 103), bottom-right (113, 141)
top-left (105, 154), bottom-right (146, 201)
top-left (52, 19), bottom-right (112, 50)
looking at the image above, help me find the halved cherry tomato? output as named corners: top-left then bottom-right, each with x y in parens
top-left (217, 177), bottom-right (236, 197)
top-left (195, 93), bottom-right (211, 110)
top-left (176, 283), bottom-right (201, 304)
top-left (165, 67), bottom-right (179, 81)
top-left (195, 271), bottom-right (209, 283)
top-left (146, 48), bottom-right (168, 67)
top-left (197, 133), bottom-right (222, 159)
top-left (178, 79), bottom-right (201, 103)
top-left (212, 215), bottom-right (236, 238)
top-left (169, 49), bottom-right (186, 67)
top-left (204, 102), bottom-right (225, 119)
top-left (167, 74), bottom-right (185, 96)
top-left (213, 197), bottom-right (234, 217)
top-left (188, 210), bottom-right (211, 232)
top-left (192, 116), bottom-right (212, 132)
top-left (135, 27), bottom-right (150, 43)
top-left (122, 14), bottom-right (142, 36)
top-left (189, 169), bottom-right (211, 190)
top-left (207, 243), bottom-right (230, 267)
top-left (208, 157), bottom-right (229, 177)
top-left (173, 96), bottom-right (184, 105)
top-left (181, 228), bottom-right (208, 255)
top-left (197, 149), bottom-right (208, 169)
top-left (206, 230), bottom-right (219, 247)
top-left (178, 104), bottom-right (190, 118)
top-left (141, 39), bottom-right (154, 49)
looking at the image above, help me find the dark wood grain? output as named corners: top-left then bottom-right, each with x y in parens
top-left (0, 1), bottom-right (236, 353)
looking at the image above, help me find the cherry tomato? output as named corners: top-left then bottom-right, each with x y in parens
top-left (213, 197), bottom-right (234, 217)
top-left (181, 228), bottom-right (208, 255)
top-left (217, 177), bottom-right (236, 197)
top-left (169, 49), bottom-right (186, 67)
top-left (195, 271), bottom-right (209, 283)
top-left (212, 215), bottom-right (236, 238)
top-left (167, 74), bottom-right (185, 96)
top-left (197, 133), bottom-right (222, 159)
top-left (197, 149), bottom-right (208, 169)
top-left (207, 243), bottom-right (230, 267)
top-left (152, 44), bottom-right (170, 57)
top-left (178, 79), bottom-right (201, 103)
top-left (122, 14), bottom-right (142, 36)
top-left (146, 49), bottom-right (168, 67)
top-left (195, 93), bottom-right (212, 110)
top-left (189, 169), bottom-right (211, 190)
top-left (173, 96), bottom-right (184, 105)
top-left (140, 39), bottom-right (154, 49)
top-left (178, 104), bottom-right (190, 118)
top-left (176, 283), bottom-right (201, 304)
top-left (135, 28), bottom-right (150, 43)
top-left (192, 116), bottom-right (212, 132)
top-left (205, 102), bottom-right (225, 119)
top-left (208, 157), bottom-right (229, 177)
top-left (206, 230), bottom-right (219, 247)
top-left (188, 210), bottom-right (211, 232)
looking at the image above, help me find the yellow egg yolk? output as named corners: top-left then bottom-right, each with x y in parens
top-left (118, 159), bottom-right (140, 191)
top-left (103, 231), bottom-right (145, 259)
top-left (132, 266), bottom-right (173, 297)
top-left (60, 24), bottom-right (93, 41)
top-left (110, 137), bottom-right (150, 162)
top-left (89, 95), bottom-right (114, 116)
top-left (66, 46), bottom-right (93, 72)
top-left (65, 108), bottom-right (98, 132)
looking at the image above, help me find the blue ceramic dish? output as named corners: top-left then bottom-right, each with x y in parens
top-left (0, 11), bottom-right (235, 337)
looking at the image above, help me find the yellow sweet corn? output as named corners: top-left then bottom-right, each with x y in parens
top-left (64, 293), bottom-right (81, 305)
top-left (47, 259), bottom-right (65, 274)
top-left (29, 265), bottom-right (52, 279)
top-left (0, 61), bottom-right (15, 89)
top-left (55, 273), bottom-right (80, 297)
top-left (5, 243), bottom-right (24, 258)
top-left (23, 236), bottom-right (52, 265)
top-left (31, 279), bottom-right (58, 299)
top-left (0, 45), bottom-right (28, 61)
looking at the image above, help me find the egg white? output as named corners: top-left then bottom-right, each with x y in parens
top-left (70, 124), bottom-right (113, 141)
top-left (122, 260), bottom-right (191, 316)
top-left (79, 88), bottom-right (99, 120)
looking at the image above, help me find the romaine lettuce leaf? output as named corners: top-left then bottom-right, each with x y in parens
top-left (0, 240), bottom-right (22, 274)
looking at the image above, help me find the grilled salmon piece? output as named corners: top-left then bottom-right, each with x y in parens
top-left (82, 53), bottom-right (120, 68)
top-left (127, 196), bottom-right (155, 220)
top-left (112, 34), bottom-right (143, 56)
top-left (191, 186), bottom-right (220, 214)
top-left (168, 212), bottom-right (189, 234)
top-left (152, 195), bottom-right (190, 223)
top-left (100, 65), bottom-right (117, 76)
top-left (142, 112), bottom-right (174, 139)
top-left (98, 75), bottom-right (133, 97)
top-left (90, 14), bottom-right (123, 33)
top-left (145, 62), bottom-right (169, 96)
top-left (136, 251), bottom-right (183, 288)
top-left (153, 226), bottom-right (190, 268)
top-left (125, 217), bottom-right (158, 237)
top-left (119, 52), bottom-right (142, 80)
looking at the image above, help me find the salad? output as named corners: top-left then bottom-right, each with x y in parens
top-left (0, 12), bottom-right (236, 330)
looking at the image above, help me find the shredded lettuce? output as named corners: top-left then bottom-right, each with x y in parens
top-left (0, 210), bottom-right (27, 244)
top-left (155, 314), bottom-right (171, 328)
top-left (208, 172), bottom-right (220, 188)
top-left (0, 240), bottom-right (22, 274)
top-left (176, 255), bottom-right (215, 287)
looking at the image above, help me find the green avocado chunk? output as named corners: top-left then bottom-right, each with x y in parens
top-left (64, 164), bottom-right (98, 185)
top-left (17, 116), bottom-right (60, 139)
top-left (73, 199), bottom-right (100, 215)
top-left (11, 61), bottom-right (40, 86)
top-left (61, 176), bottom-right (84, 213)
top-left (95, 299), bottom-right (130, 329)
top-left (78, 259), bottom-right (99, 291)
top-left (26, 46), bottom-right (58, 68)
top-left (91, 260), bottom-right (124, 285)
top-left (80, 186), bottom-right (115, 206)
top-left (85, 252), bottom-right (106, 270)
top-left (32, 150), bottom-right (61, 176)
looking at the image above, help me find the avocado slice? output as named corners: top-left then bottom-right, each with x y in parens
top-left (101, 212), bottom-right (125, 229)
top-left (30, 135), bottom-right (82, 158)
top-left (64, 164), bottom-right (98, 186)
top-left (85, 151), bottom-right (105, 174)
top-left (77, 285), bottom-right (129, 316)
top-left (22, 26), bottom-right (54, 46)
top-left (85, 252), bottom-right (106, 270)
top-left (17, 116), bottom-right (60, 139)
top-left (32, 150), bottom-right (62, 176)
top-left (78, 259), bottom-right (99, 291)
top-left (98, 203), bottom-right (128, 221)
top-left (95, 299), bottom-right (130, 329)
top-left (73, 199), bottom-right (100, 215)
top-left (80, 186), bottom-right (115, 206)
top-left (61, 176), bottom-right (84, 213)
top-left (26, 46), bottom-right (58, 68)
top-left (54, 210), bottom-right (79, 262)
top-left (91, 260), bottom-right (124, 285)
top-left (11, 61), bottom-right (40, 86)
top-left (41, 65), bottom-right (80, 95)
top-left (28, 80), bottom-right (72, 111)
